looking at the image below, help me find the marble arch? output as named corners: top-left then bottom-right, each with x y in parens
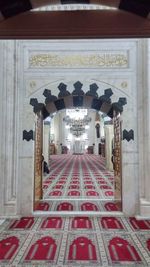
top-left (30, 86), bottom-right (126, 120)
top-left (32, 84), bottom-right (126, 210)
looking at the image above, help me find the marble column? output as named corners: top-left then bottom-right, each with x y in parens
top-left (53, 112), bottom-right (62, 155)
top-left (144, 39), bottom-right (150, 202)
top-left (105, 125), bottom-right (114, 171)
top-left (88, 111), bottom-right (96, 153)
top-left (94, 112), bottom-right (100, 155)
top-left (0, 41), bottom-right (19, 216)
top-left (43, 122), bottom-right (50, 163)
top-left (140, 39), bottom-right (150, 216)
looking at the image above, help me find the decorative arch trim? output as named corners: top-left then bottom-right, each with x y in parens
top-left (30, 84), bottom-right (127, 119)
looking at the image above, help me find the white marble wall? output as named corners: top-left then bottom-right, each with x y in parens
top-left (0, 39), bottom-right (149, 217)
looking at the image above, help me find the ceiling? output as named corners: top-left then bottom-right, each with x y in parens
top-left (0, 1), bottom-right (149, 39)
top-left (0, 0), bottom-right (149, 21)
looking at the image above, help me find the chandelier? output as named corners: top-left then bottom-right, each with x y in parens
top-left (63, 113), bottom-right (91, 137)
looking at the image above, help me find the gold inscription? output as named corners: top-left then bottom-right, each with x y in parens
top-left (29, 53), bottom-right (128, 68)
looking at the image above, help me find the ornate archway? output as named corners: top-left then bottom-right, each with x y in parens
top-left (30, 83), bottom-right (126, 210)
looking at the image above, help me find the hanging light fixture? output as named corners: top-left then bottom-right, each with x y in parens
top-left (63, 109), bottom-right (91, 137)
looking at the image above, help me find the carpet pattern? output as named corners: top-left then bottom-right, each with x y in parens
top-left (43, 155), bottom-right (114, 200)
top-left (39, 155), bottom-right (118, 212)
top-left (35, 200), bottom-right (120, 212)
top-left (0, 216), bottom-right (150, 266)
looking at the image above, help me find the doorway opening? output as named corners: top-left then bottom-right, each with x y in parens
top-left (33, 92), bottom-right (123, 214)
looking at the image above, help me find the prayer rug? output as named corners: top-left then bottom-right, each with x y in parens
top-left (40, 217), bottom-right (64, 230)
top-left (102, 232), bottom-right (147, 265)
top-left (0, 232), bottom-right (28, 265)
top-left (70, 217), bottom-right (93, 230)
top-left (99, 217), bottom-right (126, 231)
top-left (8, 217), bottom-right (35, 230)
top-left (128, 217), bottom-right (150, 230)
top-left (20, 232), bottom-right (62, 265)
top-left (64, 233), bottom-right (101, 265)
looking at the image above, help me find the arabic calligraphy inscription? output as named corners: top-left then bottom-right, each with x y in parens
top-left (29, 53), bottom-right (128, 68)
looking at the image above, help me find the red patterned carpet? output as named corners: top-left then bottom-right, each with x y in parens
top-left (0, 216), bottom-right (150, 266)
top-left (37, 154), bottom-right (118, 212)
top-left (0, 155), bottom-right (149, 266)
